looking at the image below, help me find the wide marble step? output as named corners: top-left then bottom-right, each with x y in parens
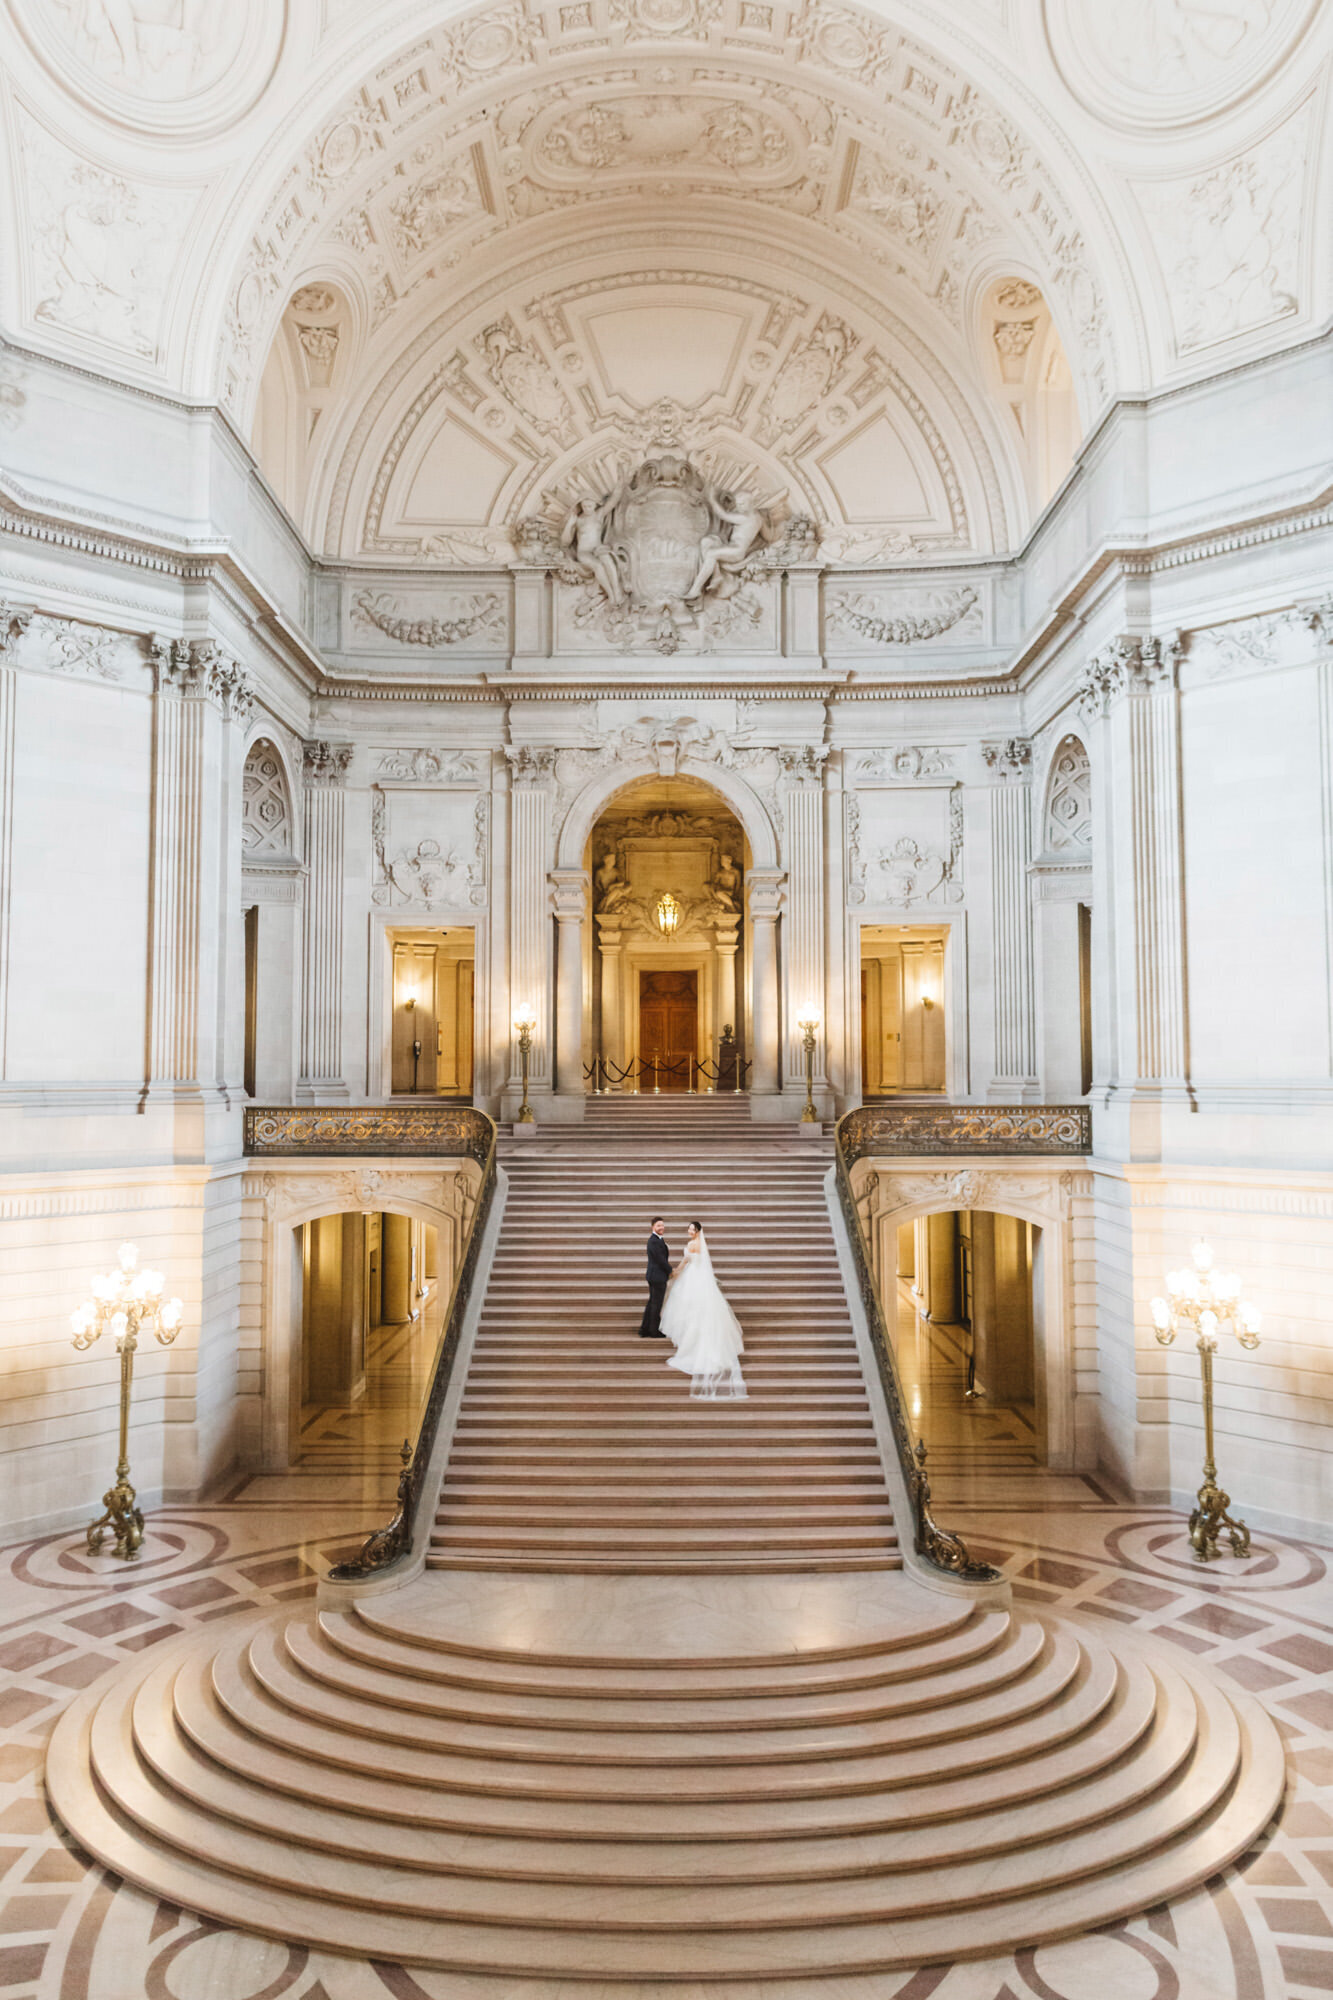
top-left (48, 1575), bottom-right (1285, 1982)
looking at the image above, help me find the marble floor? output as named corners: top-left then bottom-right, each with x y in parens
top-left (0, 1475), bottom-right (1331, 1998)
top-left (218, 1301), bottom-right (441, 1513)
top-left (889, 1282), bottom-right (1120, 1511)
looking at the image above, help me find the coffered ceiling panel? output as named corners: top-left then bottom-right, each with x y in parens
top-left (582, 303), bottom-right (750, 408)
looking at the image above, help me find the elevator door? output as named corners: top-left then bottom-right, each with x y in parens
top-left (639, 970), bottom-right (698, 1089)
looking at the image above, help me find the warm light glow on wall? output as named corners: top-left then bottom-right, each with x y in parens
top-left (655, 892), bottom-right (682, 936)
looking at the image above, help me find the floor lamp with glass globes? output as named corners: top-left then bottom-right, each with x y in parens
top-left (1150, 1240), bottom-right (1261, 1562)
top-left (70, 1242), bottom-right (184, 1561)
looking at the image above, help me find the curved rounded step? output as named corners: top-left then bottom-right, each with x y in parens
top-left (47, 1574), bottom-right (1284, 1985)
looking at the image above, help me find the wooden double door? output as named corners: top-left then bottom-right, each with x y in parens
top-left (639, 970), bottom-right (698, 1090)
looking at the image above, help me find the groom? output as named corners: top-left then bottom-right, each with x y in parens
top-left (638, 1216), bottom-right (671, 1338)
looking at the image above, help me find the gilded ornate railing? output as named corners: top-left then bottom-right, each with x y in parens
top-left (842, 1102), bottom-right (1091, 1160)
top-left (244, 1104), bottom-right (492, 1162)
top-left (834, 1115), bottom-right (1001, 1584)
top-left (243, 1105), bottom-right (498, 1582)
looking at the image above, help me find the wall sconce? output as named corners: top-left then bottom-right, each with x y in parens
top-left (655, 891), bottom-right (682, 936)
top-left (922, 993), bottom-right (935, 1011)
top-left (796, 1007), bottom-right (820, 1124)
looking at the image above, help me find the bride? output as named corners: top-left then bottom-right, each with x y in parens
top-left (661, 1221), bottom-right (747, 1399)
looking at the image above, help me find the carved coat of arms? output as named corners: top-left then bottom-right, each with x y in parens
top-left (555, 454), bottom-right (793, 617)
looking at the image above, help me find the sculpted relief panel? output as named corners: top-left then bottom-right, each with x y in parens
top-left (11, 0), bottom-right (284, 129)
top-left (19, 112), bottom-right (200, 362)
top-left (1132, 115), bottom-right (1308, 355)
top-left (1044, 0), bottom-right (1319, 127)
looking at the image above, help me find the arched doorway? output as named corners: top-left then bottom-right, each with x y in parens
top-left (889, 1207), bottom-right (1046, 1503)
top-left (586, 775), bottom-right (751, 1092)
top-left (291, 1209), bottom-right (442, 1504)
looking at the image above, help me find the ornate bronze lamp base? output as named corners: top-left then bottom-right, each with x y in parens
top-left (86, 1461), bottom-right (145, 1562)
top-left (1188, 1470), bottom-right (1251, 1563)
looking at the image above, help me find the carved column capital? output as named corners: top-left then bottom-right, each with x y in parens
top-left (301, 740), bottom-right (354, 788)
top-left (152, 636), bottom-right (254, 721)
top-left (0, 601), bottom-right (33, 660)
top-left (1077, 634), bottom-right (1181, 721)
top-left (505, 745), bottom-right (557, 788)
top-left (775, 745), bottom-right (828, 787)
top-left (981, 737), bottom-right (1032, 781)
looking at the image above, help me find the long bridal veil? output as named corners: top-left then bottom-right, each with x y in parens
top-left (661, 1231), bottom-right (746, 1400)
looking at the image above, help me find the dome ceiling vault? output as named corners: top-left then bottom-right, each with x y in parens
top-left (1, 0), bottom-right (1328, 561)
top-left (237, 0), bottom-right (1124, 560)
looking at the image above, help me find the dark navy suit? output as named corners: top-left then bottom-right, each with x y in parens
top-left (639, 1231), bottom-right (671, 1338)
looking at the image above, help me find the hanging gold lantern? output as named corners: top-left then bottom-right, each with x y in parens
top-left (655, 891), bottom-right (682, 936)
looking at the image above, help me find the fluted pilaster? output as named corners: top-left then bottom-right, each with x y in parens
top-left (0, 606), bottom-right (28, 1075)
top-left (983, 738), bottom-right (1037, 1096)
top-left (781, 758), bottom-right (827, 1093)
top-left (508, 758), bottom-right (553, 1094)
top-left (747, 869), bottom-right (785, 1096)
top-left (550, 868), bottom-right (588, 1096)
top-left (146, 638), bottom-right (252, 1095)
top-left (1078, 637), bottom-right (1187, 1090)
top-left (297, 741), bottom-right (352, 1101)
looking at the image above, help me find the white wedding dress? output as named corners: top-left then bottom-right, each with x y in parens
top-left (661, 1231), bottom-right (747, 1399)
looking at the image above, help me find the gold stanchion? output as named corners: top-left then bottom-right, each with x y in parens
top-left (796, 1008), bottom-right (820, 1123)
top-left (512, 1005), bottom-right (537, 1123)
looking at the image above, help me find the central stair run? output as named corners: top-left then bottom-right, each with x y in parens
top-left (431, 1097), bottom-right (900, 1574)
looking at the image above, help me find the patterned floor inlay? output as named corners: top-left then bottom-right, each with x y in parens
top-left (0, 1494), bottom-right (1330, 1997)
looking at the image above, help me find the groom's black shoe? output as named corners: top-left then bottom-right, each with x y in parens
top-left (638, 1329), bottom-right (667, 1338)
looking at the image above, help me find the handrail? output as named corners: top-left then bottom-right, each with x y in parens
top-left (833, 1112), bottom-right (1000, 1584)
top-left (280, 1107), bottom-right (500, 1583)
top-left (840, 1102), bottom-right (1091, 1158)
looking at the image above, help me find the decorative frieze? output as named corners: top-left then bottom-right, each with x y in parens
top-left (1179, 596), bottom-right (1333, 685)
top-left (860, 1163), bottom-right (1087, 1217)
top-left (351, 590), bottom-right (507, 649)
top-left (374, 749), bottom-right (482, 783)
top-left (854, 747), bottom-right (953, 782)
top-left (825, 585), bottom-right (982, 647)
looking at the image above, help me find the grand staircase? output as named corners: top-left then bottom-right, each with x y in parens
top-left (46, 1098), bottom-right (1285, 1991)
top-left (432, 1097), bottom-right (899, 1572)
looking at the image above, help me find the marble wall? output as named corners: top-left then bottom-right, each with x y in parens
top-left (0, 336), bottom-right (1331, 1540)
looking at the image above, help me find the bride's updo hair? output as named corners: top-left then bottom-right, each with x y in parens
top-left (689, 1219), bottom-right (703, 1235)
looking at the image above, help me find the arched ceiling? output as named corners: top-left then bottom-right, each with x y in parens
top-left (1, 0), bottom-right (1329, 559)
